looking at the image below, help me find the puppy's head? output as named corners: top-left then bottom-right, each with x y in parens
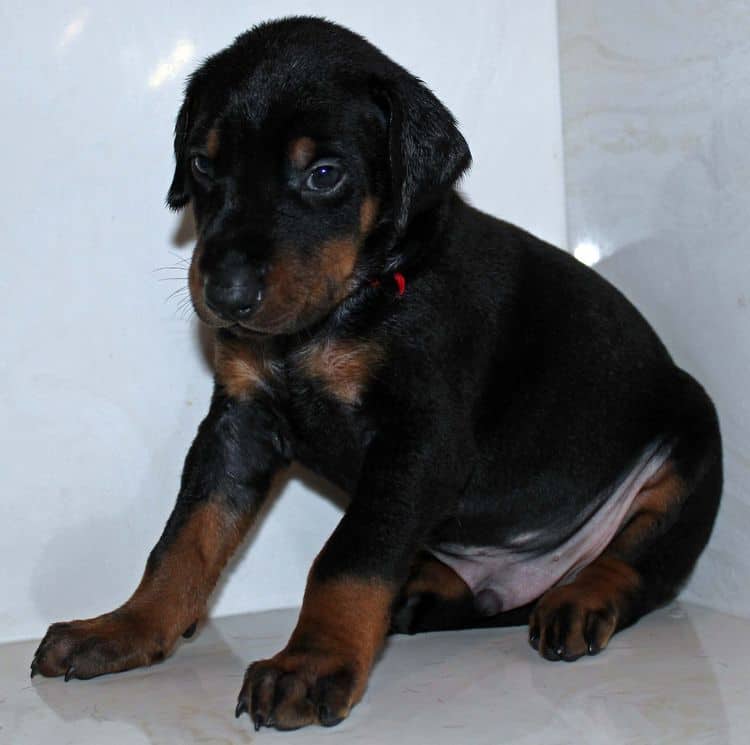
top-left (168, 17), bottom-right (471, 335)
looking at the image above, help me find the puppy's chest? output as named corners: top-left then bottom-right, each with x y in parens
top-left (215, 334), bottom-right (382, 477)
top-left (287, 337), bottom-right (384, 408)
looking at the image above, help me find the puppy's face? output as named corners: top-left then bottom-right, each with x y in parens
top-left (182, 95), bottom-right (387, 336)
top-left (167, 18), bottom-right (471, 337)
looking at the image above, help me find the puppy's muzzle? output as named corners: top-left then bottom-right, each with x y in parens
top-left (202, 245), bottom-right (264, 322)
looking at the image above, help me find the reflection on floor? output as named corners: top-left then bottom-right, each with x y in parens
top-left (2, 602), bottom-right (748, 744)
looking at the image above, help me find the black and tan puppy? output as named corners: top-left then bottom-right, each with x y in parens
top-left (32, 17), bottom-right (722, 731)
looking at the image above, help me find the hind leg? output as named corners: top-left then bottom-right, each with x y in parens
top-left (530, 410), bottom-right (722, 662)
top-left (390, 551), bottom-right (532, 634)
top-left (390, 551), bottom-right (475, 634)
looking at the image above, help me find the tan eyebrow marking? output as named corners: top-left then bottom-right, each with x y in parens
top-left (206, 127), bottom-right (220, 158)
top-left (288, 136), bottom-right (317, 170)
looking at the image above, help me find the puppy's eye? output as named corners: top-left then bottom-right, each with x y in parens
top-left (191, 155), bottom-right (212, 180)
top-left (305, 163), bottom-right (343, 192)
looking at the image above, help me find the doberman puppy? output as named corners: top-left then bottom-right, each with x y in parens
top-left (31, 17), bottom-right (722, 731)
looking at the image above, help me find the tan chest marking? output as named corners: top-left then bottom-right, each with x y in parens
top-left (214, 338), bottom-right (278, 399)
top-left (299, 339), bottom-right (383, 406)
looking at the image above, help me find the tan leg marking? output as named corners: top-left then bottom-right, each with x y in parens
top-left (34, 500), bottom-right (252, 678)
top-left (531, 458), bottom-right (686, 661)
top-left (612, 459), bottom-right (685, 557)
top-left (531, 555), bottom-right (640, 661)
top-left (127, 500), bottom-right (252, 643)
top-left (290, 577), bottom-right (394, 696)
top-left (239, 576), bottom-right (395, 729)
top-left (401, 550), bottom-right (471, 602)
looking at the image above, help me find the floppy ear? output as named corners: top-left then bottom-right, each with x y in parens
top-left (166, 97), bottom-right (192, 210)
top-left (383, 74), bottom-right (471, 234)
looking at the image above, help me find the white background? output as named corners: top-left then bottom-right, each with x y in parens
top-left (559, 0), bottom-right (750, 619)
top-left (0, 2), bottom-right (565, 643)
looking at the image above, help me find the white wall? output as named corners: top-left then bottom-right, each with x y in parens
top-left (0, 2), bottom-right (565, 643)
top-left (559, 1), bottom-right (750, 617)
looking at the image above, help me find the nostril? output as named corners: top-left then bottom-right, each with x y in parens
top-left (204, 280), bottom-right (262, 321)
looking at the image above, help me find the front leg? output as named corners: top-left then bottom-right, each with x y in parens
top-left (237, 415), bottom-right (464, 730)
top-left (31, 389), bottom-right (284, 680)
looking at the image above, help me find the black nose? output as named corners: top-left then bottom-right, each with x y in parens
top-left (203, 251), bottom-right (263, 321)
top-left (204, 278), bottom-right (261, 320)
top-left (202, 241), bottom-right (266, 322)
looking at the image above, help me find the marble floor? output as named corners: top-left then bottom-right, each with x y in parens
top-left (1, 601), bottom-right (748, 744)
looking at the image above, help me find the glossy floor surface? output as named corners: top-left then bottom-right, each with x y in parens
top-left (2, 602), bottom-right (748, 744)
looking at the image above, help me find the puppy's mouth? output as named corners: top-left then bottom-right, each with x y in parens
top-left (232, 311), bottom-right (306, 337)
top-left (201, 296), bottom-right (302, 337)
top-left (227, 322), bottom-right (273, 338)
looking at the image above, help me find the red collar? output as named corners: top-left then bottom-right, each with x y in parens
top-left (369, 271), bottom-right (406, 297)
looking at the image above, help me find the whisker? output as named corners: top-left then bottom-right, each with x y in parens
top-left (173, 297), bottom-right (195, 320)
top-left (153, 265), bottom-right (190, 274)
top-left (165, 287), bottom-right (189, 303)
top-left (176, 296), bottom-right (193, 311)
top-left (179, 304), bottom-right (196, 320)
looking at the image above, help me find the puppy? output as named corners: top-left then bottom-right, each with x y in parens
top-left (31, 17), bottom-right (722, 731)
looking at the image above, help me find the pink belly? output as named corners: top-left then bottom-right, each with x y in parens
top-left (429, 442), bottom-right (672, 615)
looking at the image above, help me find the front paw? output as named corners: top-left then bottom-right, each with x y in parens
top-left (31, 610), bottom-right (171, 681)
top-left (236, 649), bottom-right (362, 731)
